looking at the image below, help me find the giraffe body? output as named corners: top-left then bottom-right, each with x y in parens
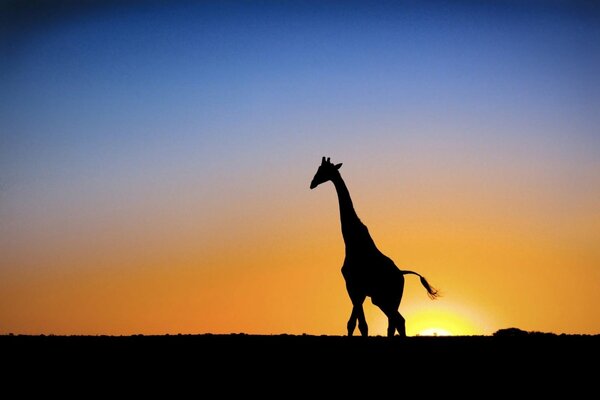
top-left (311, 157), bottom-right (439, 337)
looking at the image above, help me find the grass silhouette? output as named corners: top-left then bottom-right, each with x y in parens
top-left (2, 331), bottom-right (597, 395)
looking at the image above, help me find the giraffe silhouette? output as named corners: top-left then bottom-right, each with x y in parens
top-left (310, 157), bottom-right (440, 337)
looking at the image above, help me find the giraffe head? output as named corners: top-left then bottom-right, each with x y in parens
top-left (310, 156), bottom-right (342, 189)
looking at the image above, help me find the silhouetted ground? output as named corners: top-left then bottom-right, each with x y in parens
top-left (3, 333), bottom-right (597, 395)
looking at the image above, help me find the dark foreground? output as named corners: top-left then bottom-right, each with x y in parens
top-left (3, 333), bottom-right (598, 394)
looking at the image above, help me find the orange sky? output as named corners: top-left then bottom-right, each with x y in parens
top-left (2, 145), bottom-right (599, 336)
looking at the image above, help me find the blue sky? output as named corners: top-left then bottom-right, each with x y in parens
top-left (3, 0), bottom-right (598, 216)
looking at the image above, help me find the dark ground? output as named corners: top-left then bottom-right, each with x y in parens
top-left (3, 333), bottom-right (598, 395)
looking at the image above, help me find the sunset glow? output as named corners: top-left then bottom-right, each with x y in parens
top-left (405, 304), bottom-right (486, 337)
top-left (1, 1), bottom-right (599, 337)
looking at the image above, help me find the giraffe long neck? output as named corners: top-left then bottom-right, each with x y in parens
top-left (331, 174), bottom-right (376, 251)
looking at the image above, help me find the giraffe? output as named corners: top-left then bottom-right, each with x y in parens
top-left (310, 157), bottom-right (440, 337)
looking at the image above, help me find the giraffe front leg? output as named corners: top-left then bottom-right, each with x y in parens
top-left (348, 303), bottom-right (368, 337)
top-left (345, 281), bottom-right (368, 336)
top-left (357, 305), bottom-right (368, 337)
top-left (347, 309), bottom-right (357, 337)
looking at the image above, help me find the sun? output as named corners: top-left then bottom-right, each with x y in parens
top-left (361, 299), bottom-right (489, 337)
top-left (417, 327), bottom-right (453, 336)
top-left (404, 301), bottom-right (488, 337)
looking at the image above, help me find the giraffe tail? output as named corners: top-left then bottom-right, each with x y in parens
top-left (401, 270), bottom-right (441, 300)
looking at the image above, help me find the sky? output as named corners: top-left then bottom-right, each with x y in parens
top-left (1, 0), bottom-right (599, 336)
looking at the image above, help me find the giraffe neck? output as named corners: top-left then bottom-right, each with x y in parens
top-left (331, 174), bottom-right (376, 251)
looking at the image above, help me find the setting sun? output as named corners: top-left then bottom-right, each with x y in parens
top-left (417, 328), bottom-right (452, 336)
top-left (402, 301), bottom-right (488, 337)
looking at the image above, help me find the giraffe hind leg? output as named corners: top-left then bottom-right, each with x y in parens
top-left (395, 312), bottom-right (406, 337)
top-left (385, 311), bottom-right (403, 337)
top-left (380, 302), bottom-right (405, 337)
top-left (387, 318), bottom-right (395, 337)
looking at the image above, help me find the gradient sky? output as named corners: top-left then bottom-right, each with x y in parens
top-left (1, 0), bottom-right (599, 336)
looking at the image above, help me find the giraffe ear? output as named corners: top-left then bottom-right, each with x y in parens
top-left (335, 163), bottom-right (342, 169)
